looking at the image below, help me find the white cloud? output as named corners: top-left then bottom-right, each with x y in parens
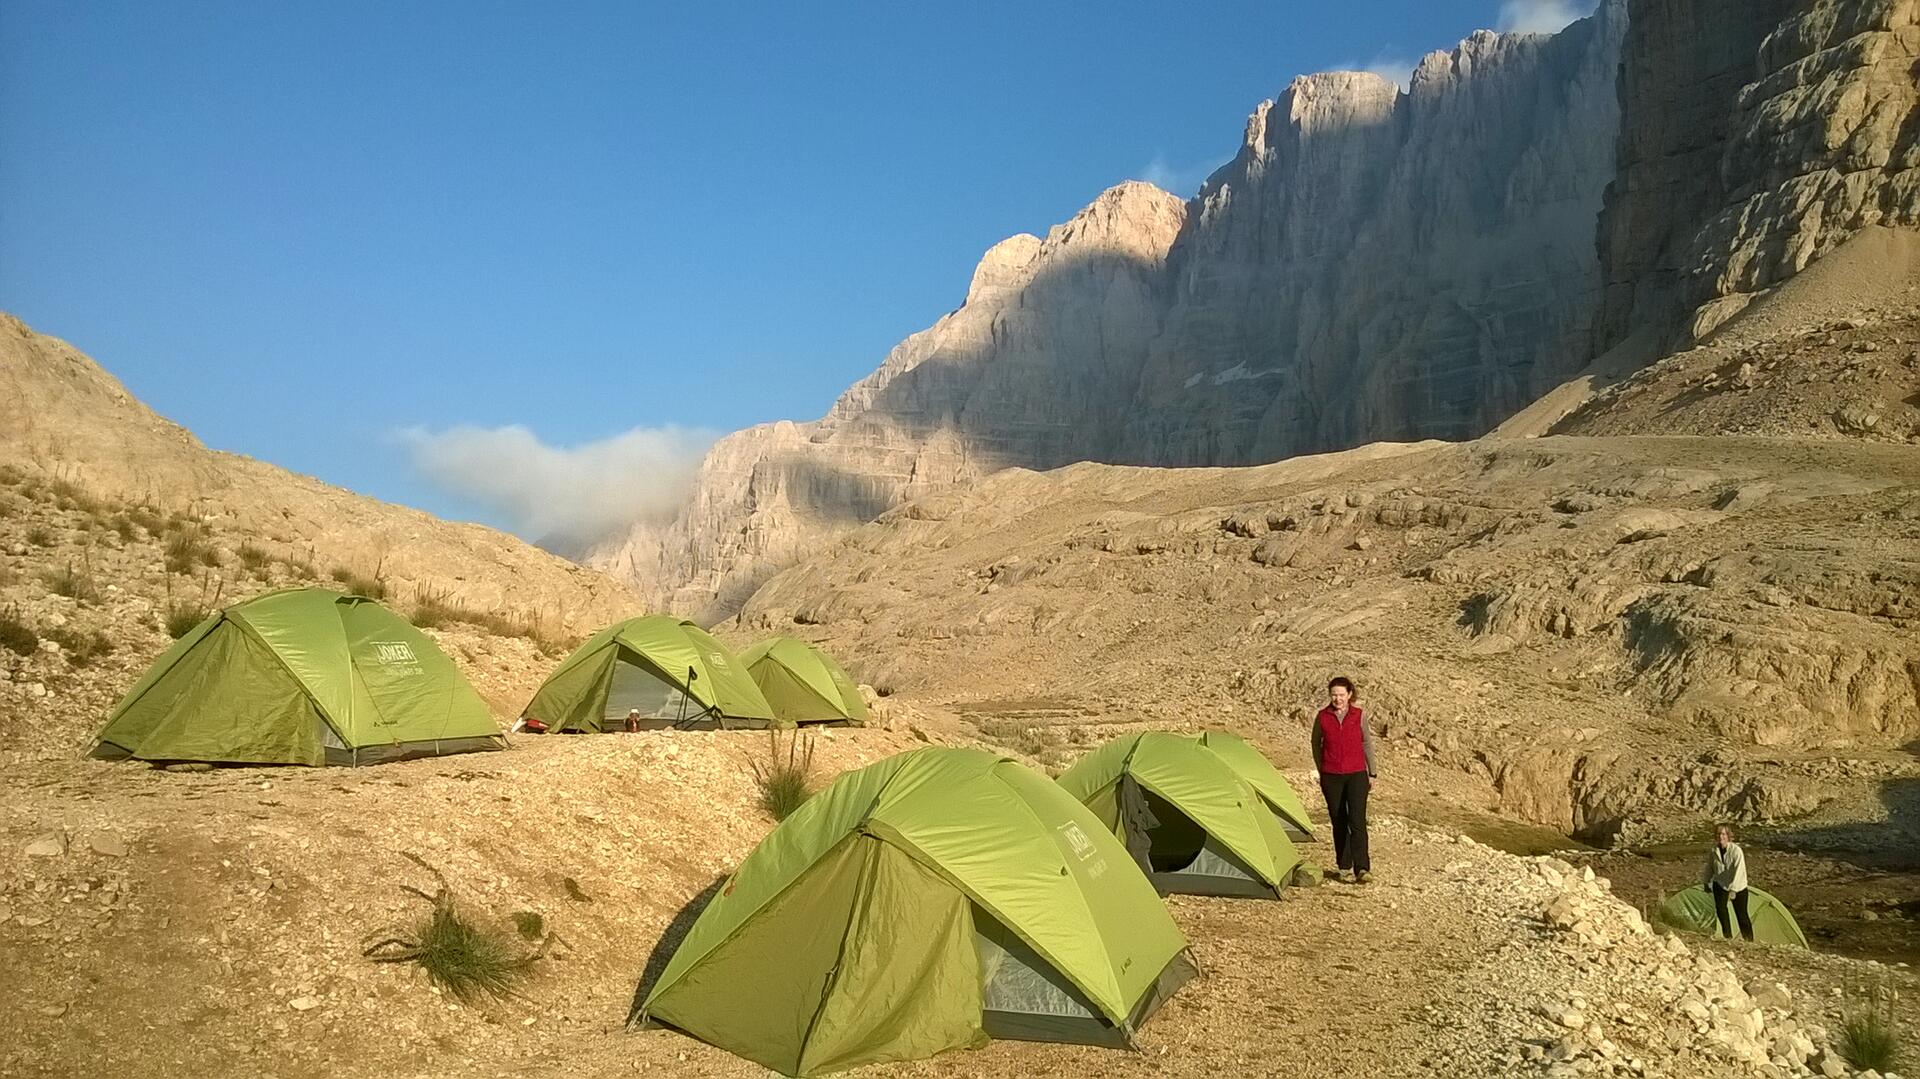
top-left (1133, 152), bottom-right (1232, 197)
top-left (398, 422), bottom-right (717, 553)
top-left (1495, 0), bottom-right (1596, 34)
top-left (1327, 55), bottom-right (1417, 91)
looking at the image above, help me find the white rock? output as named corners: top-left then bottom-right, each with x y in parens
top-left (23, 832), bottom-right (65, 857)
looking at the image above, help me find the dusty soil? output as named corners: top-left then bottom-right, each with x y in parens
top-left (5, 733), bottom-right (1909, 1079)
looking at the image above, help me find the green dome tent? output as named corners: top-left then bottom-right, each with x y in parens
top-left (1056, 731), bottom-right (1304, 898)
top-left (523, 616), bottom-right (778, 732)
top-left (92, 587), bottom-right (503, 767)
top-left (738, 636), bottom-right (868, 726)
top-left (1189, 731), bottom-right (1315, 841)
top-left (637, 747), bottom-right (1196, 1076)
top-left (1655, 885), bottom-right (1810, 948)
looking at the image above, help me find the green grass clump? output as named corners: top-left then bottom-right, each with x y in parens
top-left (1840, 997), bottom-right (1902, 1072)
top-left (0, 606), bottom-right (37, 656)
top-left (748, 731), bottom-right (816, 822)
top-left (370, 897), bottom-right (533, 1003)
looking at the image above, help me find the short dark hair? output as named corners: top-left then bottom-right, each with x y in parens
top-left (1328, 676), bottom-right (1355, 693)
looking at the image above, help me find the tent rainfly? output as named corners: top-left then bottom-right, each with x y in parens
top-left (522, 615), bottom-right (778, 731)
top-left (1056, 731), bottom-right (1305, 898)
top-left (1190, 730), bottom-right (1315, 840)
top-left (636, 747), bottom-right (1196, 1076)
top-left (1655, 885), bottom-right (1810, 948)
top-left (738, 636), bottom-right (869, 726)
top-left (92, 587), bottom-right (503, 766)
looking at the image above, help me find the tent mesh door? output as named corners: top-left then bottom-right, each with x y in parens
top-left (604, 651), bottom-right (700, 725)
top-left (972, 906), bottom-right (1126, 1047)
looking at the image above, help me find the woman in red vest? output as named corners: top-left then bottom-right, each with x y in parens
top-left (1310, 676), bottom-right (1377, 883)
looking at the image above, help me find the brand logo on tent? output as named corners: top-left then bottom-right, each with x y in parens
top-left (1057, 823), bottom-right (1095, 859)
top-left (707, 651), bottom-right (728, 668)
top-left (370, 641), bottom-right (423, 675)
top-left (372, 642), bottom-right (418, 665)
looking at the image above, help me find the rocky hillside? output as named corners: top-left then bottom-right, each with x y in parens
top-left (0, 314), bottom-right (644, 760)
top-left (599, 0), bottom-right (1920, 620)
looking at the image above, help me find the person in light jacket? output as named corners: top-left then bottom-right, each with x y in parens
top-left (1310, 676), bottom-right (1376, 883)
top-left (1702, 824), bottom-right (1754, 942)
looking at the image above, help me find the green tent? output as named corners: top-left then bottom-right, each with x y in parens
top-left (92, 587), bottom-right (503, 766)
top-left (1056, 731), bottom-right (1304, 898)
top-left (1655, 885), bottom-right (1810, 948)
top-left (637, 747), bottom-right (1196, 1076)
top-left (738, 637), bottom-right (869, 726)
top-left (523, 615), bottom-right (778, 732)
top-left (1192, 731), bottom-right (1315, 840)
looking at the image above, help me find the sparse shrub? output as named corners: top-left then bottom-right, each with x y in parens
top-left (329, 565), bottom-right (388, 600)
top-left (748, 731), bottom-right (816, 822)
top-left (198, 545), bottom-right (222, 568)
top-left (125, 506), bottom-right (166, 537)
top-left (111, 515), bottom-right (138, 543)
top-left (365, 889), bottom-right (535, 1003)
top-left (1839, 993), bottom-right (1903, 1072)
top-left (25, 525), bottom-right (56, 548)
top-left (164, 575), bottom-right (223, 639)
top-left (164, 529), bottom-right (209, 574)
top-left (236, 542), bottom-right (271, 572)
top-left (49, 478), bottom-right (98, 514)
top-left (165, 605), bottom-right (208, 638)
top-left (0, 465), bottom-right (21, 486)
top-left (46, 626), bottom-right (114, 667)
top-left (0, 605), bottom-right (36, 656)
top-left (408, 584), bottom-right (563, 652)
top-left (44, 561), bottom-right (101, 603)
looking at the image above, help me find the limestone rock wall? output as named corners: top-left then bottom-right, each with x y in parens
top-left (597, 8), bottom-right (1628, 617)
top-left (1595, 0), bottom-right (1920, 351)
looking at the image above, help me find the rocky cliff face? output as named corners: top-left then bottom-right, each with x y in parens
top-left (605, 0), bottom-right (1920, 621)
top-left (1137, 12), bottom-right (1624, 463)
top-left (598, 7), bottom-right (1629, 618)
top-left (1595, 0), bottom-right (1920, 353)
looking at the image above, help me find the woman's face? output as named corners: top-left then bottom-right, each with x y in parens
top-left (1716, 826), bottom-right (1731, 847)
top-left (1330, 685), bottom-right (1352, 709)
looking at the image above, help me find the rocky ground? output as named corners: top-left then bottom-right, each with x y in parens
top-left (4, 732), bottom-right (1911, 1079)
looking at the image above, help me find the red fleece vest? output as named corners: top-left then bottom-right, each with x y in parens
top-left (1318, 705), bottom-right (1368, 775)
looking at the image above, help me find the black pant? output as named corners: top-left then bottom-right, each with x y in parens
top-left (1712, 884), bottom-right (1754, 941)
top-left (1319, 771), bottom-right (1370, 872)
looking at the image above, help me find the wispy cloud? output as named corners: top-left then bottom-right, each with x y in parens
top-left (1133, 152), bottom-right (1232, 197)
top-left (398, 422), bottom-right (717, 553)
top-left (1495, 0), bottom-right (1596, 34)
top-left (1327, 54), bottom-right (1417, 91)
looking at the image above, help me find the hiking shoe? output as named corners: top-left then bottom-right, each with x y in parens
top-left (1354, 870), bottom-right (1371, 884)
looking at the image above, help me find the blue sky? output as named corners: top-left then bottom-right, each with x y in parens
top-left (0, 0), bottom-right (1592, 546)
